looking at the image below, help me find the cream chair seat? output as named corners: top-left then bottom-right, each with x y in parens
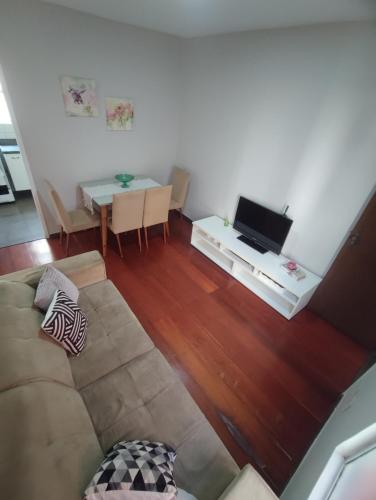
top-left (143, 185), bottom-right (172, 248)
top-left (169, 166), bottom-right (190, 216)
top-left (69, 209), bottom-right (99, 232)
top-left (45, 180), bottom-right (99, 255)
top-left (107, 190), bottom-right (145, 258)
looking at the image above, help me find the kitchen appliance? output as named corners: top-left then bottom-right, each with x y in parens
top-left (2, 148), bottom-right (31, 192)
top-left (0, 164), bottom-right (15, 203)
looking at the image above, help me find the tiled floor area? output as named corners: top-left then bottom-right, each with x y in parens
top-left (0, 193), bottom-right (45, 248)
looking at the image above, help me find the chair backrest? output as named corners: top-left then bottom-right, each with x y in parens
top-left (171, 166), bottom-right (190, 207)
top-left (45, 179), bottom-right (72, 232)
top-left (111, 190), bottom-right (145, 234)
top-left (143, 185), bottom-right (172, 228)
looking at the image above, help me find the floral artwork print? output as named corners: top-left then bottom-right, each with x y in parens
top-left (106, 97), bottom-right (134, 131)
top-left (60, 76), bottom-right (99, 117)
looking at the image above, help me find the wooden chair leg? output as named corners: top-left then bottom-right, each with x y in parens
top-left (166, 221), bottom-right (170, 237)
top-left (59, 226), bottom-right (64, 244)
top-left (137, 228), bottom-right (142, 252)
top-left (65, 233), bottom-right (70, 256)
top-left (179, 208), bottom-right (183, 219)
top-left (144, 227), bottom-right (149, 249)
top-left (163, 223), bottom-right (167, 244)
top-left (116, 233), bottom-right (123, 258)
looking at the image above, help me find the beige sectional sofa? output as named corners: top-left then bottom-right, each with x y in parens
top-left (0, 251), bottom-right (277, 500)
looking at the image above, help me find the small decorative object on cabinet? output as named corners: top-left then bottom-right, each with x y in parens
top-left (191, 216), bottom-right (321, 319)
top-left (281, 261), bottom-right (306, 281)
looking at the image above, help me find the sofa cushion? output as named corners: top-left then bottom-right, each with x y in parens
top-left (0, 381), bottom-right (103, 500)
top-left (0, 280), bottom-right (36, 306)
top-left (0, 281), bottom-right (74, 391)
top-left (79, 347), bottom-right (239, 500)
top-left (69, 279), bottom-right (154, 389)
top-left (0, 250), bottom-right (106, 289)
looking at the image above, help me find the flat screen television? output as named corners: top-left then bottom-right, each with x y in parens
top-left (233, 196), bottom-right (293, 255)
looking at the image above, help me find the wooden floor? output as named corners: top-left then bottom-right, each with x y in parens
top-left (0, 214), bottom-right (367, 494)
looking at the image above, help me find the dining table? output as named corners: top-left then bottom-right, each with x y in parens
top-left (79, 176), bottom-right (161, 256)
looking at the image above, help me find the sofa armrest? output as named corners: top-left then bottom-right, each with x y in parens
top-left (0, 251), bottom-right (106, 289)
top-left (218, 464), bottom-right (278, 500)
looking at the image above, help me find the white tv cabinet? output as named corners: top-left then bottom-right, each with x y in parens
top-left (191, 216), bottom-right (321, 319)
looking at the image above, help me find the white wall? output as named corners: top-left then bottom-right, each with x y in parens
top-left (0, 4), bottom-right (375, 273)
top-left (282, 363), bottom-right (376, 499)
top-left (0, 0), bottom-right (182, 232)
top-left (177, 22), bottom-right (376, 276)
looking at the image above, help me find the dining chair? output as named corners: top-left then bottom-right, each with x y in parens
top-left (169, 166), bottom-right (190, 217)
top-left (45, 180), bottom-right (99, 256)
top-left (143, 185), bottom-right (172, 249)
top-left (107, 190), bottom-right (145, 258)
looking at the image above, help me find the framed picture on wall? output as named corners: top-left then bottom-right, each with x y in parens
top-left (105, 97), bottom-right (134, 131)
top-left (60, 76), bottom-right (99, 117)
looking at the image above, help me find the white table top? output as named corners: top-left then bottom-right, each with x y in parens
top-left (80, 176), bottom-right (161, 208)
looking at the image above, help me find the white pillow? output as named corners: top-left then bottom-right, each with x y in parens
top-left (177, 489), bottom-right (198, 500)
top-left (34, 265), bottom-right (79, 311)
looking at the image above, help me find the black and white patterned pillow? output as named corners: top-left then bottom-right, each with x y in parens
top-left (41, 289), bottom-right (87, 355)
top-left (84, 440), bottom-right (177, 499)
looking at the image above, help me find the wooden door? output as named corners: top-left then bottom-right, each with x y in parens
top-left (309, 192), bottom-right (376, 350)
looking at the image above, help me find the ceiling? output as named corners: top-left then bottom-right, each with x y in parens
top-left (44, 0), bottom-right (376, 38)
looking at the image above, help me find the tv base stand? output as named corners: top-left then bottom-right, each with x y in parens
top-left (237, 235), bottom-right (268, 254)
top-left (191, 216), bottom-right (321, 319)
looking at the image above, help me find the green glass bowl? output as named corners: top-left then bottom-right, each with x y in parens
top-left (115, 173), bottom-right (135, 188)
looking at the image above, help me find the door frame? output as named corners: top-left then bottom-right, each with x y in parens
top-left (308, 422), bottom-right (376, 499)
top-left (0, 64), bottom-right (49, 238)
top-left (322, 184), bottom-right (376, 276)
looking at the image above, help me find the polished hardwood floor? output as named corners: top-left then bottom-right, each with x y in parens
top-left (0, 214), bottom-right (367, 494)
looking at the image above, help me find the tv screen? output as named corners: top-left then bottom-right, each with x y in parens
top-left (234, 196), bottom-right (293, 254)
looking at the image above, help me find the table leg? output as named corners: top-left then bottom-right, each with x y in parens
top-left (100, 205), bottom-right (108, 256)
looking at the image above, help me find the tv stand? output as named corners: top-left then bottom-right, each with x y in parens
top-left (237, 235), bottom-right (268, 254)
top-left (191, 216), bottom-right (321, 319)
